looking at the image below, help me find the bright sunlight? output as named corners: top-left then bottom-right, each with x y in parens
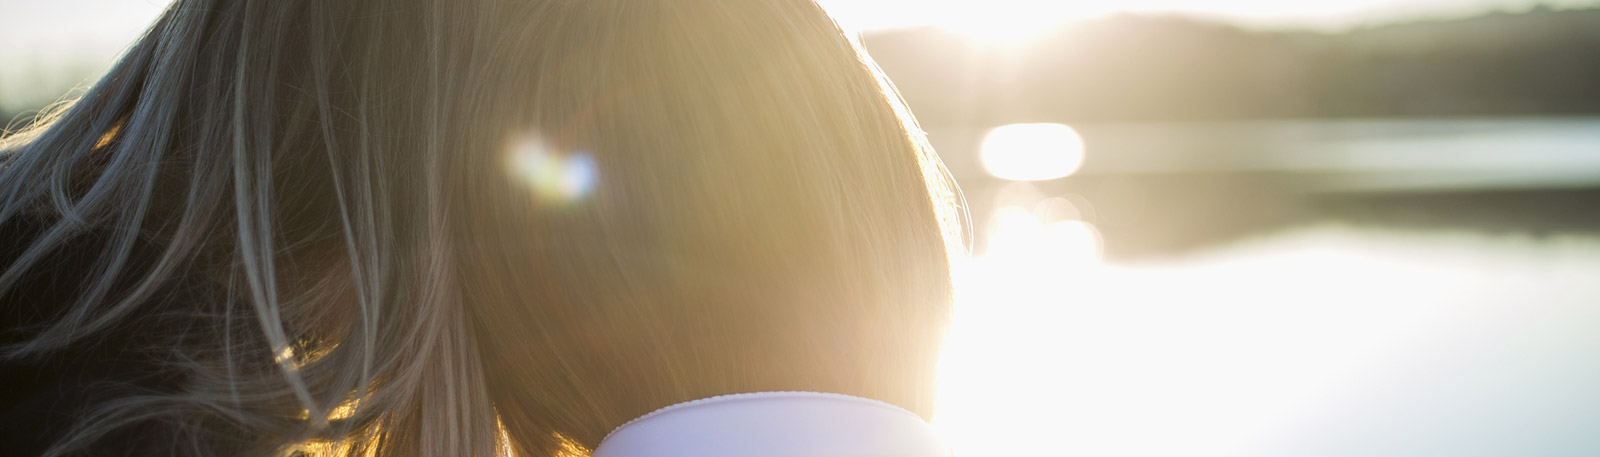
top-left (932, 212), bottom-right (1600, 457)
top-left (929, 117), bottom-right (1600, 457)
top-left (926, 0), bottom-right (1105, 42)
top-left (814, 0), bottom-right (1562, 35)
top-left (980, 123), bottom-right (1086, 181)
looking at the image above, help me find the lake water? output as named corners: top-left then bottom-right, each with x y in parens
top-left (930, 117), bottom-right (1600, 191)
top-left (931, 119), bottom-right (1600, 457)
top-left (936, 225), bottom-right (1600, 457)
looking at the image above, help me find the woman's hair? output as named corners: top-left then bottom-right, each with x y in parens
top-left (0, 0), bottom-right (963, 456)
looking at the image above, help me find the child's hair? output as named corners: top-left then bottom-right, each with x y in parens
top-left (0, 0), bottom-right (964, 455)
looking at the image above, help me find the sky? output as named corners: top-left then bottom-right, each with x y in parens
top-left (2, 0), bottom-right (1599, 110)
top-left (817, 0), bottom-right (1600, 33)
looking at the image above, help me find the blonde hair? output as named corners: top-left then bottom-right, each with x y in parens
top-left (0, 0), bottom-right (963, 456)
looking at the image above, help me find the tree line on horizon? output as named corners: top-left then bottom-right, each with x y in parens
top-left (4, 7), bottom-right (1599, 128)
top-left (862, 6), bottom-right (1600, 126)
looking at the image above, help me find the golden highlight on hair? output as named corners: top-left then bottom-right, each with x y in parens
top-left (0, 0), bottom-right (964, 456)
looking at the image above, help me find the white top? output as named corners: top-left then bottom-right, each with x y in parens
top-left (592, 391), bottom-right (951, 457)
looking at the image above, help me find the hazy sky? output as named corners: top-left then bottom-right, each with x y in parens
top-left (6, 0), bottom-right (1599, 55)
top-left (2, 0), bottom-right (1598, 109)
top-left (817, 0), bottom-right (1600, 32)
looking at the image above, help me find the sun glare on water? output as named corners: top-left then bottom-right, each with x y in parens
top-left (924, 120), bottom-right (1576, 457)
top-left (925, 176), bottom-right (1600, 457)
top-left (980, 123), bottom-right (1086, 181)
top-left (933, 124), bottom-right (1392, 457)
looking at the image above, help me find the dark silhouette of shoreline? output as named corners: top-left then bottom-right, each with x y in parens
top-left (863, 6), bottom-right (1600, 126)
top-left (855, 7), bottom-right (1600, 259)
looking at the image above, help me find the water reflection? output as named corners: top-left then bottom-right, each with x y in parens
top-left (935, 220), bottom-right (1600, 457)
top-left (980, 123), bottom-right (1086, 181)
top-left (983, 205), bottom-right (1101, 265)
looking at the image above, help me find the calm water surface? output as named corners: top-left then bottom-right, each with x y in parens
top-left (932, 117), bottom-right (1600, 191)
top-left (935, 154), bottom-right (1600, 457)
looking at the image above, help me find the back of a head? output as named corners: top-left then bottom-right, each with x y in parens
top-left (0, 0), bottom-right (962, 456)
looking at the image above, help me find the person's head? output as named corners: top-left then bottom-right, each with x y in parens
top-left (0, 0), bottom-right (962, 456)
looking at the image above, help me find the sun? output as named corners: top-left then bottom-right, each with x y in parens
top-left (819, 0), bottom-right (1107, 43)
top-left (931, 1), bottom-right (1105, 43)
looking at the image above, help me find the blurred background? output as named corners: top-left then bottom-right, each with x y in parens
top-left (6, 1), bottom-right (1600, 456)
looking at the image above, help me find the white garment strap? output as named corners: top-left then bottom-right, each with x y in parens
top-left (592, 391), bottom-right (951, 457)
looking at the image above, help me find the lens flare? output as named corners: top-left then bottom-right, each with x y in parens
top-left (507, 133), bottom-right (598, 203)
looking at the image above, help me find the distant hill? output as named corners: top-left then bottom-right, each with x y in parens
top-left (6, 8), bottom-right (1599, 128)
top-left (862, 6), bottom-right (1600, 125)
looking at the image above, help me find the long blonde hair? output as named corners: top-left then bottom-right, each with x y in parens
top-left (0, 0), bottom-right (963, 456)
